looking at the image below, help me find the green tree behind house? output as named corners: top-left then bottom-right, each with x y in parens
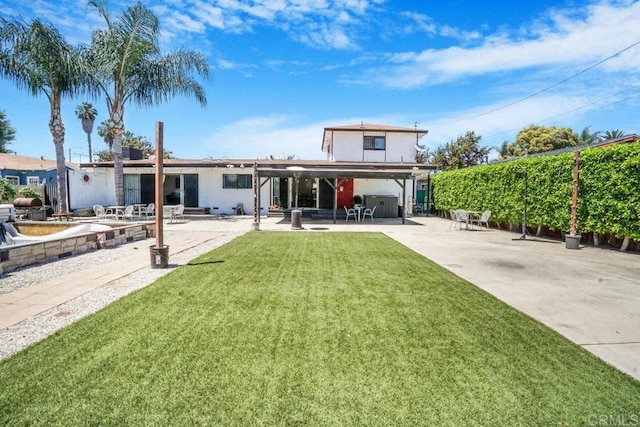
top-left (431, 131), bottom-right (490, 171)
top-left (95, 130), bottom-right (173, 161)
top-left (504, 125), bottom-right (578, 157)
top-left (0, 110), bottom-right (16, 153)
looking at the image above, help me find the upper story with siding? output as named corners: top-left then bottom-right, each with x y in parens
top-left (321, 124), bottom-right (428, 163)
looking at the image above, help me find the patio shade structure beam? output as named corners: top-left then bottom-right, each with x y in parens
top-left (322, 177), bottom-right (346, 224)
top-left (393, 179), bottom-right (407, 225)
top-left (256, 164), bottom-right (434, 224)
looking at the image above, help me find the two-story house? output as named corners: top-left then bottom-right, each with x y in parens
top-left (318, 123), bottom-right (429, 216)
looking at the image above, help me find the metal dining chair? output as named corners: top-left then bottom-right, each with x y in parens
top-left (362, 205), bottom-right (376, 222)
top-left (471, 210), bottom-right (492, 230)
top-left (344, 206), bottom-right (357, 222)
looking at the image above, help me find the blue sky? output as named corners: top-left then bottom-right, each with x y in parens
top-left (1, 0), bottom-right (640, 162)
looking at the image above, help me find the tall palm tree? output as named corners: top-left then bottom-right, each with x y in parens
top-left (97, 119), bottom-right (114, 150)
top-left (84, 1), bottom-right (209, 205)
top-left (578, 126), bottom-right (602, 145)
top-left (75, 102), bottom-right (98, 162)
top-left (0, 18), bottom-right (87, 213)
top-left (603, 129), bottom-right (625, 140)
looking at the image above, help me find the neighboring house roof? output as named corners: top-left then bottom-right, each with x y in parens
top-left (322, 123), bottom-right (429, 152)
top-left (589, 134), bottom-right (639, 148)
top-left (0, 153), bottom-right (79, 172)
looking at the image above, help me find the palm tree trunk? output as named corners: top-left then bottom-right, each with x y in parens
top-left (87, 132), bottom-right (92, 163)
top-left (111, 104), bottom-right (125, 206)
top-left (49, 96), bottom-right (68, 213)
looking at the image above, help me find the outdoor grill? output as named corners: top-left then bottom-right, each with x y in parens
top-left (12, 198), bottom-right (47, 221)
top-left (13, 198), bottom-right (43, 208)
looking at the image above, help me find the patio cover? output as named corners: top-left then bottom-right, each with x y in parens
top-left (253, 162), bottom-right (436, 226)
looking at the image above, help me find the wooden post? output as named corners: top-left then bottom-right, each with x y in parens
top-left (155, 122), bottom-right (164, 248)
top-left (570, 150), bottom-right (580, 236)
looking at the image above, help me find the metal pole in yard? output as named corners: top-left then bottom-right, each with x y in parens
top-left (150, 121), bottom-right (169, 268)
top-left (570, 150), bottom-right (580, 236)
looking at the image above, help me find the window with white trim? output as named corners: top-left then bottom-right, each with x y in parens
top-left (223, 174), bottom-right (252, 189)
top-left (27, 176), bottom-right (40, 186)
top-left (363, 136), bottom-right (386, 150)
top-left (4, 175), bottom-right (19, 185)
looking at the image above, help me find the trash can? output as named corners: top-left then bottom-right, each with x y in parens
top-left (150, 245), bottom-right (169, 268)
top-left (291, 209), bottom-right (302, 230)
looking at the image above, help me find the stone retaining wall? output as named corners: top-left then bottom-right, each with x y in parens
top-left (0, 223), bottom-right (152, 275)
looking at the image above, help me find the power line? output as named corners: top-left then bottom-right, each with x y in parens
top-left (427, 38), bottom-right (640, 126)
top-left (481, 85), bottom-right (640, 144)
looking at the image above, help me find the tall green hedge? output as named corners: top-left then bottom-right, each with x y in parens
top-left (432, 142), bottom-right (640, 241)
top-left (580, 143), bottom-right (640, 240)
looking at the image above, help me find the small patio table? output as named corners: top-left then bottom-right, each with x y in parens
top-left (463, 210), bottom-right (481, 230)
top-left (106, 206), bottom-right (125, 221)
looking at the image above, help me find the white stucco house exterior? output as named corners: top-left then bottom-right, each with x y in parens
top-left (69, 123), bottom-right (433, 219)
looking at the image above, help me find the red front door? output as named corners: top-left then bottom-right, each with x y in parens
top-left (336, 178), bottom-right (354, 208)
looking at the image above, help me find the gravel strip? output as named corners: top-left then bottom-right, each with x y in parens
top-left (0, 229), bottom-right (245, 361)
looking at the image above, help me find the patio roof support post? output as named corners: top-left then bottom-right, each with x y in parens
top-left (258, 176), bottom-right (270, 227)
top-left (325, 177), bottom-right (345, 224)
top-left (393, 179), bottom-right (407, 224)
top-left (402, 179), bottom-right (406, 224)
top-left (252, 162), bottom-right (259, 230)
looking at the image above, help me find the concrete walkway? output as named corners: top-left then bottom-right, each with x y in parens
top-left (1, 215), bottom-right (639, 380)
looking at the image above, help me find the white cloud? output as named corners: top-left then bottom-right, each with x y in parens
top-left (202, 115), bottom-right (327, 159)
top-left (417, 88), bottom-right (631, 155)
top-left (364, 1), bottom-right (640, 89)
top-left (216, 59), bottom-right (237, 69)
top-left (201, 113), bottom-right (415, 160)
top-left (164, 10), bottom-right (207, 33)
top-left (191, 2), bottom-right (227, 30)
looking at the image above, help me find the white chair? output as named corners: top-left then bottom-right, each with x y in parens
top-left (123, 205), bottom-right (136, 221)
top-left (140, 202), bottom-right (155, 219)
top-left (163, 205), bottom-right (175, 223)
top-left (448, 210), bottom-right (458, 229)
top-left (456, 210), bottom-right (469, 230)
top-left (471, 210), bottom-right (492, 230)
top-left (93, 204), bottom-right (108, 220)
top-left (174, 204), bottom-right (185, 222)
top-left (344, 206), bottom-right (357, 222)
top-left (362, 205), bottom-right (376, 222)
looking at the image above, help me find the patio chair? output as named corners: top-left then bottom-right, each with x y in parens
top-left (93, 204), bottom-right (109, 220)
top-left (456, 210), bottom-right (470, 230)
top-left (471, 210), bottom-right (492, 230)
top-left (174, 204), bottom-right (185, 222)
top-left (344, 206), bottom-right (357, 222)
top-left (163, 205), bottom-right (175, 223)
top-left (139, 202), bottom-right (155, 219)
top-left (123, 205), bottom-right (136, 221)
top-left (145, 202), bottom-right (155, 219)
top-left (448, 210), bottom-right (458, 229)
top-left (362, 205), bottom-right (376, 222)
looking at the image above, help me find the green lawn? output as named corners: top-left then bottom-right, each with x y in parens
top-left (1, 232), bottom-right (638, 425)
